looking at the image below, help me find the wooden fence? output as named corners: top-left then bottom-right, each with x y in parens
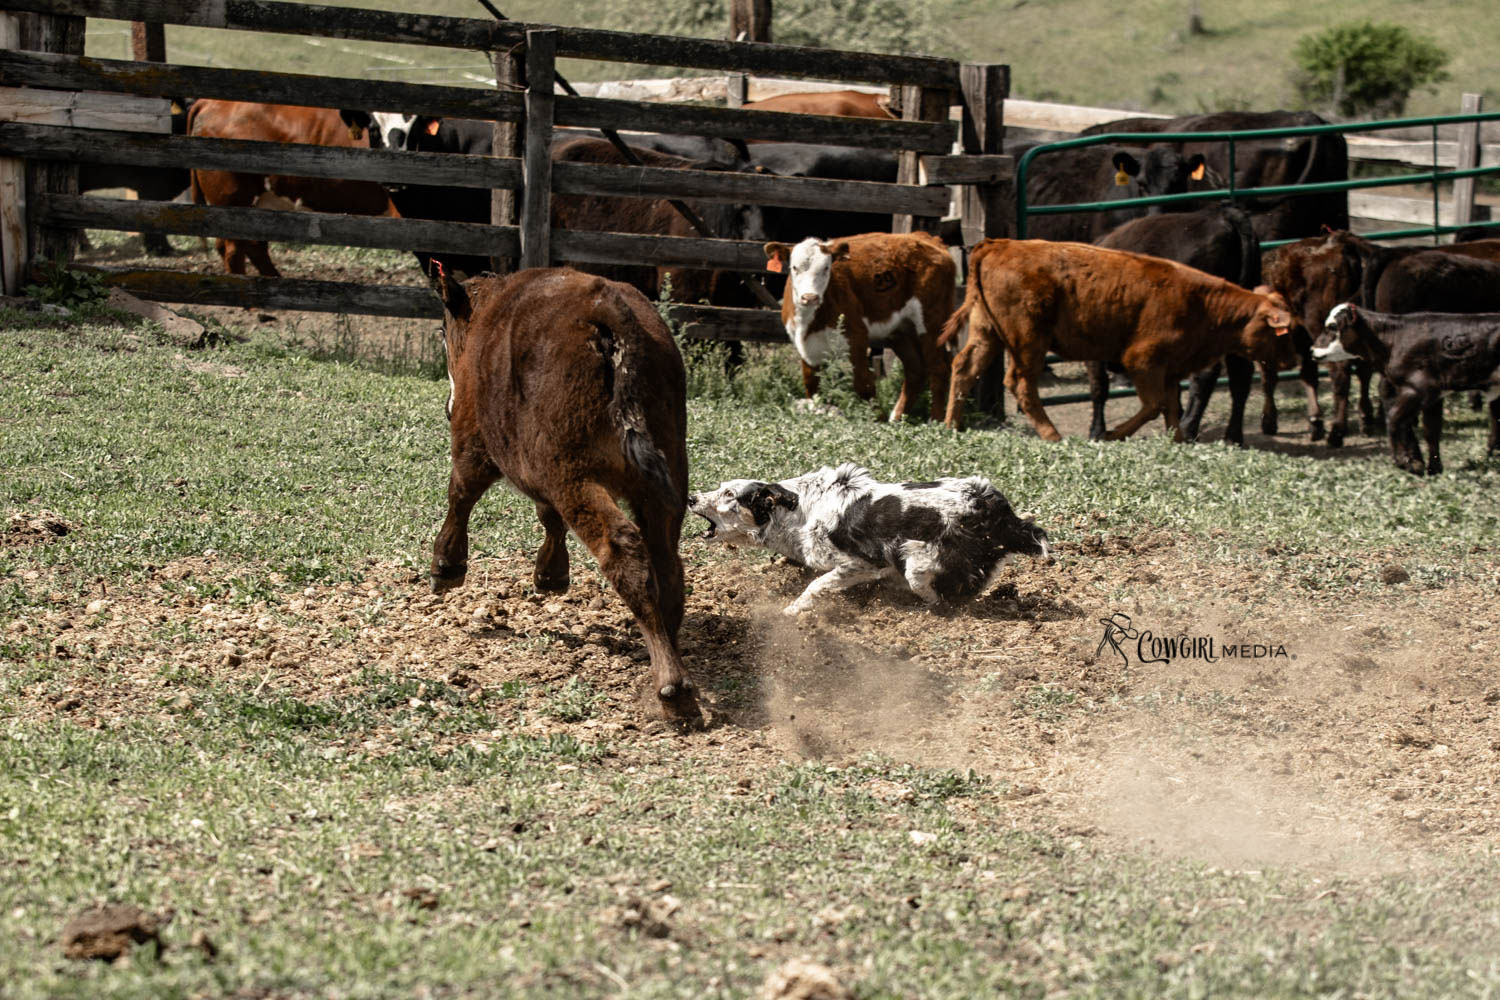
top-left (0, 0), bottom-right (1016, 346)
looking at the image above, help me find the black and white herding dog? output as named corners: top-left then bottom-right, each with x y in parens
top-left (688, 464), bottom-right (1049, 616)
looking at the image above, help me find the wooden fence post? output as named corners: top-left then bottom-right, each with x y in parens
top-left (489, 44), bottom-right (523, 275)
top-left (519, 29), bottom-right (555, 270)
top-left (1451, 92), bottom-right (1483, 236)
top-left (129, 21), bottom-right (164, 62)
top-left (958, 63), bottom-right (1010, 417)
top-left (725, 73), bottom-right (748, 108)
top-left (893, 84), bottom-right (949, 234)
top-left (0, 12), bottom-right (25, 294)
top-left (20, 10), bottom-right (83, 274)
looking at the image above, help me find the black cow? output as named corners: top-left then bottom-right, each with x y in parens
top-left (1014, 141), bottom-right (1210, 243)
top-left (1088, 203), bottom-right (1272, 445)
top-left (1081, 110), bottom-right (1349, 241)
top-left (1313, 304), bottom-right (1500, 475)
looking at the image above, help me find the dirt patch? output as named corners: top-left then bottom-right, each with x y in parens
top-left (60, 904), bottom-right (165, 962)
top-left (761, 958), bottom-right (855, 1000)
top-left (4, 510), bottom-right (74, 547)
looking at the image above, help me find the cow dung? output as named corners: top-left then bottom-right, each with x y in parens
top-left (61, 903), bottom-right (164, 962)
top-left (760, 959), bottom-right (854, 1000)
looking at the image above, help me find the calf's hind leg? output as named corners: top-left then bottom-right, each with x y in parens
top-left (557, 483), bottom-right (698, 720)
top-left (431, 444), bottom-right (501, 593)
top-left (533, 501), bottom-right (571, 593)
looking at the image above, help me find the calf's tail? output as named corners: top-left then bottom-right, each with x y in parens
top-left (938, 242), bottom-right (1001, 348)
top-left (594, 287), bottom-right (683, 513)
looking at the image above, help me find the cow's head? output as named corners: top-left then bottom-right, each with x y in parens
top-left (1120, 149), bottom-right (1212, 202)
top-left (1239, 286), bottom-right (1297, 367)
top-left (337, 110), bottom-right (438, 150)
top-left (1311, 302), bottom-right (1362, 363)
top-left (765, 237), bottom-right (848, 311)
top-left (1261, 229), bottom-right (1362, 345)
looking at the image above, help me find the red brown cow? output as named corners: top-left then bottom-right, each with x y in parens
top-left (429, 267), bottom-right (697, 721)
top-left (743, 90), bottom-right (895, 119)
top-left (763, 232), bottom-right (955, 421)
top-left (187, 100), bottom-right (398, 276)
top-left (943, 239), bottom-right (1294, 440)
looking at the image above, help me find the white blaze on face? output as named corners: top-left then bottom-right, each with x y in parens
top-left (371, 112), bottom-right (418, 150)
top-left (1325, 303), bottom-right (1352, 330)
top-left (1314, 303), bottom-right (1356, 362)
top-left (784, 238), bottom-right (842, 366)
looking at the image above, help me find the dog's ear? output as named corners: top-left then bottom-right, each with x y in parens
top-left (740, 483), bottom-right (798, 525)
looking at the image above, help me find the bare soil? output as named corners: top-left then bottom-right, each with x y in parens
top-left (15, 521), bottom-right (1500, 876)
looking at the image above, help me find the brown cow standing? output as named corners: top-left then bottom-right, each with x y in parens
top-left (429, 267), bottom-right (698, 721)
top-left (187, 100), bottom-right (398, 276)
top-left (743, 90), bottom-right (895, 119)
top-left (763, 232), bottom-right (955, 421)
top-left (943, 240), bottom-right (1294, 440)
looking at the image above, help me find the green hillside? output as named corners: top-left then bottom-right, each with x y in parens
top-left (84, 0), bottom-right (1497, 117)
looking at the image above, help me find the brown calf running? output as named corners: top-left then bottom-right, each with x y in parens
top-left (942, 239), bottom-right (1294, 440)
top-left (429, 267), bottom-right (697, 721)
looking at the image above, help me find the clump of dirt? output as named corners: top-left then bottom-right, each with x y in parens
top-left (60, 904), bottom-right (165, 962)
top-left (600, 893), bottom-right (678, 939)
top-left (5, 509), bottom-right (74, 545)
top-left (760, 958), bottom-right (854, 1000)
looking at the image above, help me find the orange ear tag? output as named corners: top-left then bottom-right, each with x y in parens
top-left (767, 257), bottom-right (784, 273)
top-left (426, 119), bottom-right (442, 136)
top-left (1191, 163), bottom-right (1206, 181)
top-left (1275, 326), bottom-right (1290, 337)
top-left (1114, 168), bottom-right (1130, 186)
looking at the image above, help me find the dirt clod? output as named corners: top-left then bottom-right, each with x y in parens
top-left (760, 958), bottom-right (854, 1000)
top-left (61, 904), bottom-right (164, 962)
top-left (1380, 564), bottom-right (1411, 585)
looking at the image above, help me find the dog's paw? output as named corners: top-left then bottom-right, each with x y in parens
top-left (782, 601), bottom-right (808, 618)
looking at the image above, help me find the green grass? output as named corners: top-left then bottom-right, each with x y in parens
top-left (83, 0), bottom-right (1499, 117)
top-left (4, 309), bottom-right (1500, 997)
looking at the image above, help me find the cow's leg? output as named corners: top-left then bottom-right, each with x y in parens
top-left (245, 240), bottom-right (280, 278)
top-left (1357, 361), bottom-right (1382, 435)
top-left (1257, 360), bottom-right (1278, 436)
top-left (1422, 399), bottom-right (1444, 476)
top-left (1328, 361), bottom-right (1352, 448)
top-left (846, 319), bottom-right (877, 403)
top-left (431, 440), bottom-right (500, 594)
top-left (634, 491), bottom-right (686, 637)
top-left (1163, 377), bottom-right (1186, 442)
top-left (1384, 382), bottom-right (1425, 475)
top-left (801, 359), bottom-right (820, 399)
top-left (1488, 396), bottom-right (1500, 456)
top-left (887, 334), bottom-right (926, 422)
top-left (945, 329), bottom-right (1003, 431)
top-left (921, 329), bottom-right (950, 424)
top-left (1087, 362), bottom-right (1111, 441)
top-left (218, 238), bottom-right (244, 275)
top-left (1300, 350), bottom-right (1324, 441)
top-left (1179, 361), bottom-right (1220, 443)
top-left (1106, 368), bottom-right (1169, 441)
top-left (1011, 351), bottom-right (1064, 442)
top-left (557, 483), bottom-right (697, 721)
top-left (1222, 355), bottom-right (1252, 447)
top-left (142, 233), bottom-right (175, 257)
top-left (533, 501), bottom-right (571, 593)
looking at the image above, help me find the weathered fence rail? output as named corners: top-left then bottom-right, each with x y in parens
top-left (0, 0), bottom-right (1017, 359)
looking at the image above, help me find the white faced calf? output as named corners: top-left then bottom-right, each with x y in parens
top-left (764, 231), bottom-right (956, 421)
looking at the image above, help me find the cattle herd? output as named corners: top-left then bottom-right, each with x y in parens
top-left (80, 93), bottom-right (1500, 718)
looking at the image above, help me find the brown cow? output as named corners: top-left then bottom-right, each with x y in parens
top-left (187, 100), bottom-right (398, 276)
top-left (943, 240), bottom-right (1294, 440)
top-left (743, 90), bottom-right (895, 119)
top-left (429, 267), bottom-right (698, 721)
top-left (763, 232), bottom-right (955, 421)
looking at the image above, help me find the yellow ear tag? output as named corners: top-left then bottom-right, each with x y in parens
top-left (1191, 163), bottom-right (1206, 181)
top-left (1114, 168), bottom-right (1130, 186)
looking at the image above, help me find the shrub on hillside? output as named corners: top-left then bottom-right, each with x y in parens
top-left (1292, 21), bottom-right (1450, 118)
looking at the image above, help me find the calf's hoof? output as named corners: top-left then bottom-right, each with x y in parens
top-left (1362, 416), bottom-right (1384, 436)
top-left (1326, 427), bottom-right (1345, 449)
top-left (1309, 417), bottom-right (1325, 443)
top-left (1224, 430), bottom-right (1245, 449)
top-left (430, 563), bottom-right (467, 594)
top-left (1427, 458), bottom-right (1443, 476)
top-left (656, 678), bottom-right (702, 724)
top-left (533, 569), bottom-right (570, 593)
top-left (1261, 412), bottom-right (1279, 436)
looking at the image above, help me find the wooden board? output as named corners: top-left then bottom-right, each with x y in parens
top-left (0, 13), bottom-right (23, 295)
top-left (4, 0), bottom-right (961, 89)
top-left (1349, 191), bottom-right (1490, 228)
top-left (0, 85), bottom-right (169, 131)
top-left (87, 265), bottom-right (442, 318)
top-left (668, 303), bottom-right (785, 342)
top-left (920, 153), bottom-right (1013, 186)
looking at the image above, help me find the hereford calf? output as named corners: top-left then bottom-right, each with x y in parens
top-left (763, 232), bottom-right (955, 421)
top-left (429, 267), bottom-right (698, 721)
top-left (943, 240), bottom-right (1294, 440)
top-left (1313, 304), bottom-right (1500, 475)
